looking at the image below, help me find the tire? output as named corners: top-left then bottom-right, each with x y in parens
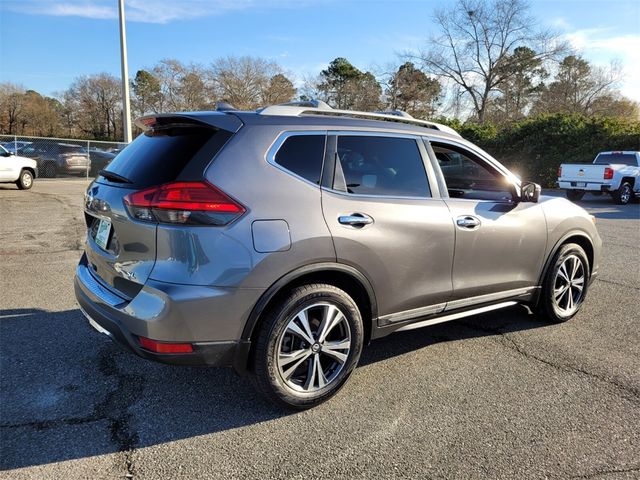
top-left (612, 182), bottom-right (633, 205)
top-left (42, 162), bottom-right (56, 178)
top-left (16, 169), bottom-right (34, 190)
top-left (566, 190), bottom-right (585, 202)
top-left (536, 243), bottom-right (590, 323)
top-left (252, 283), bottom-right (364, 409)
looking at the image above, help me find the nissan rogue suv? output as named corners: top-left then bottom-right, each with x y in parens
top-left (74, 101), bottom-right (602, 408)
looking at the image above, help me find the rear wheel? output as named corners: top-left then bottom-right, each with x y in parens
top-left (536, 243), bottom-right (589, 323)
top-left (16, 169), bottom-right (33, 190)
top-left (566, 190), bottom-right (585, 202)
top-left (252, 284), bottom-right (364, 409)
top-left (612, 182), bottom-right (633, 205)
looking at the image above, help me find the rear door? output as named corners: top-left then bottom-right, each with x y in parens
top-left (82, 115), bottom-right (237, 299)
top-left (321, 132), bottom-right (455, 325)
top-left (426, 138), bottom-right (547, 303)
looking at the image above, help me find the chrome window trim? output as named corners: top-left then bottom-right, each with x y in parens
top-left (265, 130), bottom-right (328, 188)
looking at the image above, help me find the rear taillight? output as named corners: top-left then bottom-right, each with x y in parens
top-left (604, 167), bottom-right (614, 180)
top-left (124, 181), bottom-right (245, 226)
top-left (557, 165), bottom-right (562, 177)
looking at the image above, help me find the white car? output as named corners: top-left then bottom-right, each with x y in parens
top-left (558, 151), bottom-right (640, 205)
top-left (0, 144), bottom-right (38, 190)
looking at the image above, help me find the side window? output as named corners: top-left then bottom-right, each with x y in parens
top-left (273, 134), bottom-right (326, 185)
top-left (431, 142), bottom-right (513, 201)
top-left (334, 136), bottom-right (430, 197)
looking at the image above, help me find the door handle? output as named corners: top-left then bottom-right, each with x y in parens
top-left (338, 213), bottom-right (374, 227)
top-left (456, 215), bottom-right (481, 229)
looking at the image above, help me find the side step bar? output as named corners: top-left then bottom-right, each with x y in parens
top-left (395, 301), bottom-right (518, 332)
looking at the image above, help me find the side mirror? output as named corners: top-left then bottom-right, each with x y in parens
top-left (519, 181), bottom-right (541, 203)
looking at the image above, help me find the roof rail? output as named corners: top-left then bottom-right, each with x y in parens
top-left (257, 101), bottom-right (460, 137)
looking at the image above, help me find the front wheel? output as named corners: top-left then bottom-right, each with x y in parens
top-left (536, 243), bottom-right (590, 323)
top-left (16, 169), bottom-right (34, 190)
top-left (612, 182), bottom-right (633, 205)
top-left (566, 190), bottom-right (585, 202)
top-left (252, 284), bottom-right (364, 409)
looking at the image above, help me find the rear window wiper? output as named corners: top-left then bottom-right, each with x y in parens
top-left (99, 170), bottom-right (132, 184)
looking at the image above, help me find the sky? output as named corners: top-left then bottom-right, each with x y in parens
top-left (1, 0), bottom-right (639, 101)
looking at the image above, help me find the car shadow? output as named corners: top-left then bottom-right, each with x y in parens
top-left (1, 305), bottom-right (545, 470)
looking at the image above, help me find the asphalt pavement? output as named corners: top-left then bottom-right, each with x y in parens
top-left (1, 179), bottom-right (639, 479)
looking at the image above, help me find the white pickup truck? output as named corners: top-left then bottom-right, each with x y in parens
top-left (558, 151), bottom-right (640, 205)
top-left (0, 144), bottom-right (37, 190)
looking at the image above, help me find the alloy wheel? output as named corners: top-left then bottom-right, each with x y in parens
top-left (553, 254), bottom-right (586, 316)
top-left (276, 302), bottom-right (351, 393)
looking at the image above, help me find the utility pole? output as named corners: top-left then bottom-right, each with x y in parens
top-left (118, 0), bottom-right (132, 143)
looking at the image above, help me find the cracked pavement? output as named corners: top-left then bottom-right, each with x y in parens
top-left (1, 180), bottom-right (639, 479)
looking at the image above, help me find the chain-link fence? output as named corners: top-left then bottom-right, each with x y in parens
top-left (0, 134), bottom-right (128, 179)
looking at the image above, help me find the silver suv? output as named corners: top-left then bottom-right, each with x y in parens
top-left (74, 102), bottom-right (602, 408)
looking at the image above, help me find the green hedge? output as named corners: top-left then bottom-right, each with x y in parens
top-left (440, 114), bottom-right (640, 187)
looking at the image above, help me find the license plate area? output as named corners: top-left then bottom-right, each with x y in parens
top-left (94, 218), bottom-right (112, 250)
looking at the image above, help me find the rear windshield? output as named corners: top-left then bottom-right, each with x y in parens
top-left (59, 145), bottom-right (83, 154)
top-left (101, 127), bottom-right (217, 187)
top-left (594, 153), bottom-right (637, 166)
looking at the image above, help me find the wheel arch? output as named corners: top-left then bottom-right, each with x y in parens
top-left (21, 167), bottom-right (36, 178)
top-left (537, 231), bottom-right (594, 288)
top-left (233, 262), bottom-right (378, 374)
top-left (620, 176), bottom-right (635, 188)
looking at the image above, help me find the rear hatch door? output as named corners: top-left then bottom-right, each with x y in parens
top-left (82, 113), bottom-right (241, 300)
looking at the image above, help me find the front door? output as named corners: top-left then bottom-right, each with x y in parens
top-left (428, 139), bottom-right (547, 304)
top-left (321, 133), bottom-right (455, 325)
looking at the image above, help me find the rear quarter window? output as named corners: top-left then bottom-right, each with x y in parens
top-left (272, 134), bottom-right (326, 185)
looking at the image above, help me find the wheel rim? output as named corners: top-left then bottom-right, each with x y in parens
top-left (553, 254), bottom-right (586, 316)
top-left (276, 302), bottom-right (351, 393)
top-left (621, 185), bottom-right (631, 203)
top-left (22, 173), bottom-right (32, 187)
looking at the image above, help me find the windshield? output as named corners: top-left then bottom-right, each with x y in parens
top-left (0, 145), bottom-right (8, 155)
top-left (594, 153), bottom-right (637, 166)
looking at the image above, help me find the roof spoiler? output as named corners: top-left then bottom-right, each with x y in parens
top-left (135, 112), bottom-right (243, 133)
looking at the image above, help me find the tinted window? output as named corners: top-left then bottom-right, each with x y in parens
top-left (274, 134), bottom-right (325, 184)
top-left (594, 153), bottom-right (637, 166)
top-left (59, 145), bottom-right (83, 154)
top-left (102, 127), bottom-right (218, 187)
top-left (432, 142), bottom-right (512, 201)
top-left (335, 136), bottom-right (430, 197)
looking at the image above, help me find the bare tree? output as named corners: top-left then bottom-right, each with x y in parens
top-left (419, 0), bottom-right (565, 123)
top-left (65, 73), bottom-right (122, 140)
top-left (0, 83), bottom-right (26, 134)
top-left (210, 56), bottom-right (294, 110)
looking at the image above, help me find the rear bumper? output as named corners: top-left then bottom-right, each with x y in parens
top-left (60, 165), bottom-right (90, 176)
top-left (74, 255), bottom-right (261, 368)
top-left (558, 181), bottom-right (613, 192)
